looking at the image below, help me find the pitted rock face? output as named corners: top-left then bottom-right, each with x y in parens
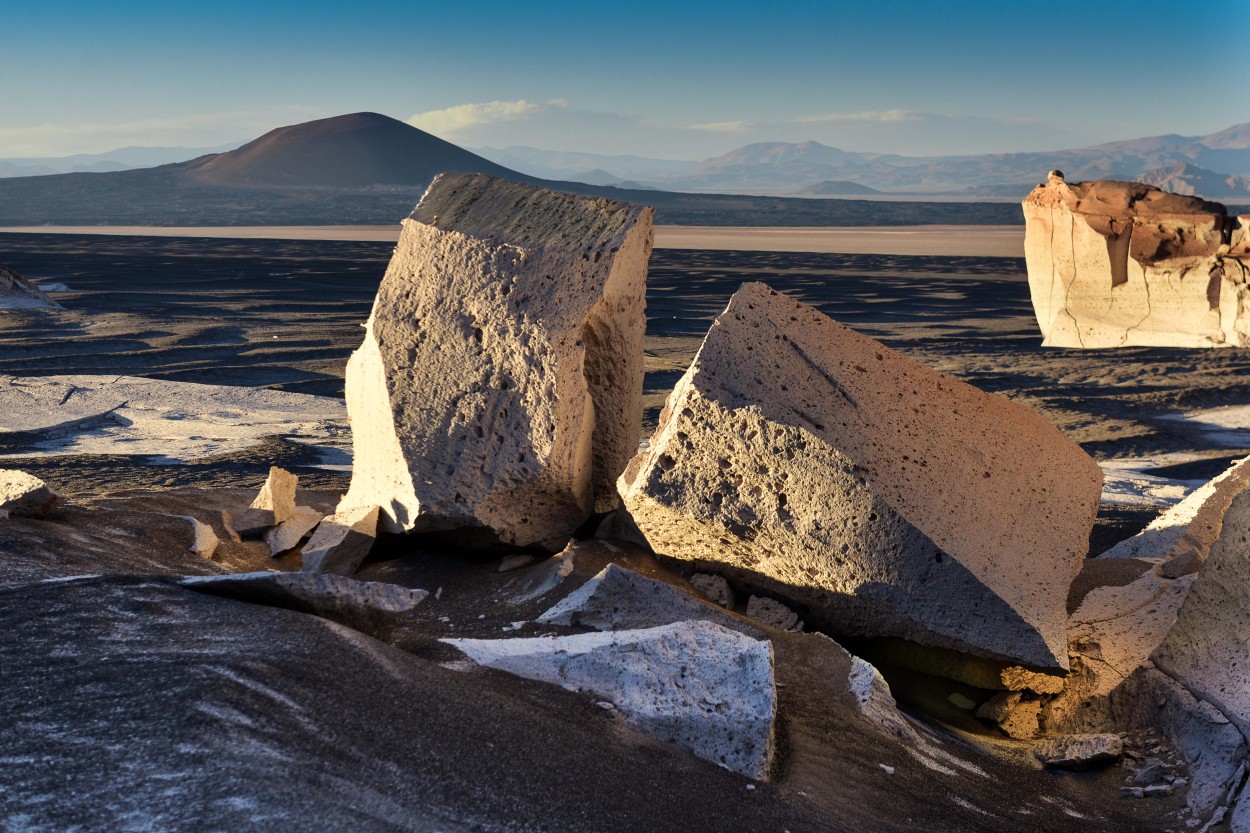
top-left (1022, 177), bottom-right (1250, 347)
top-left (619, 282), bottom-right (1101, 670)
top-left (340, 174), bottom-right (651, 549)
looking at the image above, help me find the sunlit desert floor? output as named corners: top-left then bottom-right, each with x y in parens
top-left (2, 230), bottom-right (1247, 542)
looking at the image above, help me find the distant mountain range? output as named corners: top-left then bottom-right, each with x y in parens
top-left (0, 113), bottom-right (1026, 227)
top-left (0, 143), bottom-right (241, 178)
top-left (2, 113), bottom-right (1246, 228)
top-left (478, 125), bottom-right (1250, 200)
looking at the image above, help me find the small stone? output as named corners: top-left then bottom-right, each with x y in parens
top-left (879, 764), bottom-right (895, 775)
top-left (1134, 760), bottom-right (1166, 785)
top-left (1121, 787), bottom-right (1145, 799)
top-left (1035, 733), bottom-right (1124, 770)
top-left (264, 506), bottom-right (324, 556)
top-left (1143, 784), bottom-right (1174, 798)
top-left (689, 573), bottom-right (734, 608)
top-left (233, 467), bottom-right (298, 537)
top-left (1173, 778), bottom-right (1188, 789)
top-left (498, 554), bottom-right (536, 573)
top-left (180, 515), bottom-right (220, 559)
top-left (0, 470), bottom-right (63, 518)
top-left (746, 596), bottom-right (800, 631)
top-left (301, 505), bottom-right (380, 576)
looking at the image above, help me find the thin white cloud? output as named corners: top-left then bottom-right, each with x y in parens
top-left (688, 120), bottom-right (756, 133)
top-left (407, 99), bottom-right (570, 135)
top-left (796, 108), bottom-right (921, 124)
top-left (0, 107), bottom-right (321, 157)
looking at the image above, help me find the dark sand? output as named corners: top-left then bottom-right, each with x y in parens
top-left (0, 231), bottom-right (1210, 831)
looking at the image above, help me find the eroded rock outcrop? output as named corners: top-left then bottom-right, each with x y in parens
top-left (619, 282), bottom-right (1101, 671)
top-left (0, 266), bottom-right (62, 310)
top-left (339, 173), bottom-right (652, 549)
top-left (1022, 172), bottom-right (1250, 348)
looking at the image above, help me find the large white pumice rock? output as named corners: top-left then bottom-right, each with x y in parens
top-left (1153, 489), bottom-right (1250, 740)
top-left (265, 506), bottom-right (325, 556)
top-left (300, 505), bottom-right (380, 576)
top-left (0, 470), bottom-right (63, 517)
top-left (1022, 173), bottom-right (1250, 348)
top-left (1047, 457), bottom-right (1250, 730)
top-left (339, 173), bottom-right (652, 549)
top-left (619, 282), bottom-right (1101, 671)
top-left (179, 571), bottom-right (427, 635)
top-left (233, 466), bottom-right (298, 537)
top-left (443, 620), bottom-right (776, 779)
top-left (536, 563), bottom-right (759, 636)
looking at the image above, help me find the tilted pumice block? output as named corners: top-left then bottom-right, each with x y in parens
top-left (341, 173), bottom-right (652, 550)
top-left (1023, 172), bottom-right (1250, 348)
top-left (619, 282), bottom-right (1102, 671)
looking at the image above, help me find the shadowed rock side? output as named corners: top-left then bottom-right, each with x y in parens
top-left (341, 173), bottom-right (651, 549)
top-left (1022, 172), bottom-right (1250, 347)
top-left (620, 282), bottom-right (1102, 671)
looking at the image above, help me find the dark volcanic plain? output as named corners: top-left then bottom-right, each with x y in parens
top-left (1, 232), bottom-right (1243, 832)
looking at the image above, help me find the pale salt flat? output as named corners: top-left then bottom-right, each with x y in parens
top-left (0, 224), bottom-right (1024, 257)
top-left (0, 375), bottom-right (349, 467)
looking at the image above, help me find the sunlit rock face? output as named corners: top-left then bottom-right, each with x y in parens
top-left (340, 173), bottom-right (652, 550)
top-left (1022, 172), bottom-right (1250, 348)
top-left (619, 282), bottom-right (1101, 671)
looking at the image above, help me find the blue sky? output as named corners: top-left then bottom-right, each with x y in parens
top-left (3, 0), bottom-right (1247, 158)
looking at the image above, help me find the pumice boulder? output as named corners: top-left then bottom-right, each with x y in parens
top-left (1022, 172), bottom-right (1250, 348)
top-left (340, 173), bottom-right (652, 550)
top-left (619, 282), bottom-right (1101, 671)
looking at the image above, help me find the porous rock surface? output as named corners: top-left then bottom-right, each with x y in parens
top-left (444, 620), bottom-right (776, 779)
top-left (0, 469), bottom-right (63, 517)
top-left (619, 282), bottom-right (1101, 670)
top-left (1022, 173), bottom-right (1250, 348)
top-left (1035, 734), bottom-right (1123, 770)
top-left (1153, 489), bottom-right (1250, 740)
top-left (340, 173), bottom-right (652, 549)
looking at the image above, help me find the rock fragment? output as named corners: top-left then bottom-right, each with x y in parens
top-left (443, 620), bottom-right (776, 779)
top-left (1022, 174), bottom-right (1250, 348)
top-left (536, 563), bottom-right (757, 636)
top-left (264, 506), bottom-right (324, 556)
top-left (179, 516), bottom-right (220, 559)
top-left (179, 571), bottom-right (427, 635)
top-left (233, 467), bottom-right (298, 537)
top-left (301, 505), bottom-right (380, 576)
top-left (1035, 734), bottom-right (1124, 770)
top-left (689, 573), bottom-right (734, 608)
top-left (976, 692), bottom-right (1041, 739)
top-left (619, 282), bottom-right (1100, 670)
top-left (339, 173), bottom-right (652, 550)
top-left (0, 470), bottom-right (62, 518)
top-left (745, 596), bottom-right (800, 631)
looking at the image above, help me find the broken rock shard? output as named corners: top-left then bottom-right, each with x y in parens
top-left (341, 173), bottom-right (652, 550)
top-left (619, 282), bottom-right (1101, 671)
top-left (233, 466), bottom-right (298, 537)
top-left (443, 620), bottom-right (775, 779)
top-left (1022, 176), bottom-right (1250, 348)
top-left (301, 505), bottom-right (380, 576)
